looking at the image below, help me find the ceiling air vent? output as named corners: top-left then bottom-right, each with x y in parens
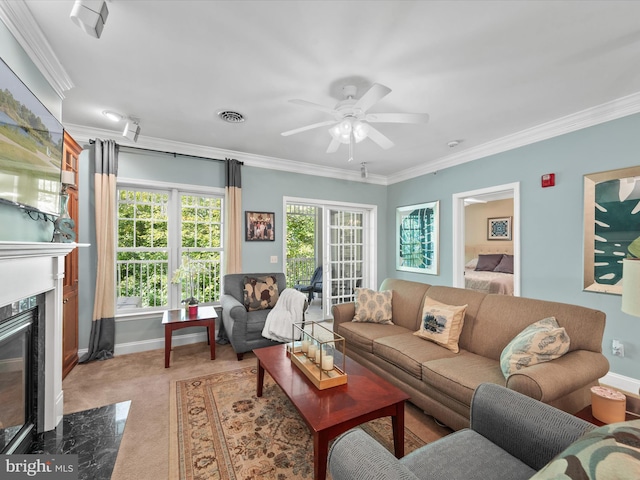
top-left (218, 110), bottom-right (245, 123)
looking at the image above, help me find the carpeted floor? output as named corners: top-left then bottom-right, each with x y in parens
top-left (170, 365), bottom-right (427, 480)
top-left (62, 341), bottom-right (451, 480)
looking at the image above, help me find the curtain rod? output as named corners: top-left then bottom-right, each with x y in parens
top-left (89, 140), bottom-right (243, 165)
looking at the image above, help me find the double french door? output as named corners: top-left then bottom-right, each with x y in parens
top-left (285, 198), bottom-right (376, 317)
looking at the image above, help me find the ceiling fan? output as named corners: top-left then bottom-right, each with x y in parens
top-left (281, 83), bottom-right (429, 160)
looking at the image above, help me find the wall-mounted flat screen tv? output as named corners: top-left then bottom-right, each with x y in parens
top-left (0, 56), bottom-right (63, 217)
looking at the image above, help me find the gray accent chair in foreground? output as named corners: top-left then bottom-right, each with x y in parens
top-left (328, 383), bottom-right (595, 480)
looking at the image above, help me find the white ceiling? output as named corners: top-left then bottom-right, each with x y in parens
top-left (12, 0), bottom-right (640, 182)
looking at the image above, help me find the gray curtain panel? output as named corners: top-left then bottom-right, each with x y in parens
top-left (80, 139), bottom-right (118, 363)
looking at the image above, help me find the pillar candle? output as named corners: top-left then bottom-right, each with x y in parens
top-left (321, 355), bottom-right (334, 371)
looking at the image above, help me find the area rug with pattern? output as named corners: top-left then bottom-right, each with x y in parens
top-left (169, 365), bottom-right (426, 480)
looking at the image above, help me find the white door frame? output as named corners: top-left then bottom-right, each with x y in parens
top-left (452, 182), bottom-right (521, 296)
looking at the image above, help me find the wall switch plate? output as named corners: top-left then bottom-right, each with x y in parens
top-left (270, 256), bottom-right (278, 264)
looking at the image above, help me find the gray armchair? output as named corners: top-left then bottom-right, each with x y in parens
top-left (220, 272), bottom-right (286, 360)
top-left (328, 383), bottom-right (595, 480)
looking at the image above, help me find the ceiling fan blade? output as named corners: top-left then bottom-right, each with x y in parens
top-left (365, 112), bottom-right (430, 124)
top-left (366, 125), bottom-right (395, 150)
top-left (289, 99), bottom-right (339, 116)
top-left (326, 137), bottom-right (341, 153)
top-left (354, 83), bottom-right (391, 112)
top-left (281, 120), bottom-right (337, 137)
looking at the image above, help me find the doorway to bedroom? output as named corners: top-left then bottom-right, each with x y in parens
top-left (452, 183), bottom-right (521, 296)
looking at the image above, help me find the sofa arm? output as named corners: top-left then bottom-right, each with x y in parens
top-left (332, 302), bottom-right (355, 330)
top-left (470, 383), bottom-right (594, 471)
top-left (221, 294), bottom-right (247, 323)
top-left (328, 429), bottom-right (419, 480)
top-left (506, 350), bottom-right (610, 403)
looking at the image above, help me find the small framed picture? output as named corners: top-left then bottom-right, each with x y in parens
top-left (487, 216), bottom-right (512, 241)
top-left (245, 211), bottom-right (275, 241)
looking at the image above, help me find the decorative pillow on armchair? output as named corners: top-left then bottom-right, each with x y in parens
top-left (530, 420), bottom-right (640, 479)
top-left (500, 317), bottom-right (570, 378)
top-left (414, 296), bottom-right (467, 353)
top-left (352, 288), bottom-right (393, 324)
top-left (243, 275), bottom-right (279, 311)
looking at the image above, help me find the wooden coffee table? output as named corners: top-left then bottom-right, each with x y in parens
top-left (254, 344), bottom-right (409, 480)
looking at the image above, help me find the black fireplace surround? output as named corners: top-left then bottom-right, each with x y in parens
top-left (0, 294), bottom-right (45, 454)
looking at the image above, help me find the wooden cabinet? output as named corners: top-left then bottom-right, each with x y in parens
top-left (62, 131), bottom-right (81, 379)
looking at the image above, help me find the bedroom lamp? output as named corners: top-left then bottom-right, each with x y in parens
top-left (622, 258), bottom-right (640, 317)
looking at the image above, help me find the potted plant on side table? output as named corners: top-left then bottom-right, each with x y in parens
top-left (171, 252), bottom-right (204, 316)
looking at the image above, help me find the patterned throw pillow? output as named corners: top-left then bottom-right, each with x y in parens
top-left (352, 288), bottom-right (393, 324)
top-left (500, 317), bottom-right (570, 378)
top-left (530, 420), bottom-right (640, 479)
top-left (243, 275), bottom-right (279, 311)
top-left (413, 296), bottom-right (467, 353)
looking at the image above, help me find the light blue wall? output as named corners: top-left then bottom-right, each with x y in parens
top-left (241, 166), bottom-right (388, 276)
top-left (0, 21), bottom-right (60, 242)
top-left (388, 113), bottom-right (640, 380)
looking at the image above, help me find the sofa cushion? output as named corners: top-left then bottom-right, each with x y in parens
top-left (422, 352), bottom-right (506, 407)
top-left (352, 288), bottom-right (393, 324)
top-left (475, 254), bottom-right (504, 271)
top-left (373, 333), bottom-right (458, 379)
top-left (414, 297), bottom-right (467, 353)
top-left (337, 322), bottom-right (411, 354)
top-left (500, 317), bottom-right (570, 378)
top-left (530, 419), bottom-right (640, 480)
top-left (243, 275), bottom-right (279, 311)
top-left (379, 278), bottom-right (431, 331)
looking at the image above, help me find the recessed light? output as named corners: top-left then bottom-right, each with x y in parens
top-left (447, 139), bottom-right (463, 148)
top-left (102, 110), bottom-right (123, 122)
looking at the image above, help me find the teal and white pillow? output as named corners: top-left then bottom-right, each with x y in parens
top-left (530, 420), bottom-right (640, 479)
top-left (500, 317), bottom-right (570, 378)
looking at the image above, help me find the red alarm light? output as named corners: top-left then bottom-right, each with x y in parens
top-left (541, 173), bottom-right (555, 188)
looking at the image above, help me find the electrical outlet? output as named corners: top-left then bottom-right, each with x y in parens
top-left (612, 339), bottom-right (624, 357)
top-left (270, 256), bottom-right (278, 264)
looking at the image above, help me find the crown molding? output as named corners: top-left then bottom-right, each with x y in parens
top-left (64, 123), bottom-right (387, 186)
top-left (67, 90), bottom-right (640, 187)
top-left (0, 0), bottom-right (74, 98)
top-left (387, 91), bottom-right (640, 184)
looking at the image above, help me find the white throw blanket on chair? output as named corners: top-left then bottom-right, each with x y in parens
top-left (262, 288), bottom-right (307, 342)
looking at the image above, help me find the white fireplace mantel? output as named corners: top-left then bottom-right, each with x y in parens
top-left (0, 241), bottom-right (87, 431)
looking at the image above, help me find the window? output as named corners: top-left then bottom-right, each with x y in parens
top-left (116, 185), bottom-right (223, 312)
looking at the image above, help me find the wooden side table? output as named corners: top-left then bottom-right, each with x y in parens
top-left (575, 392), bottom-right (640, 426)
top-left (162, 306), bottom-right (217, 367)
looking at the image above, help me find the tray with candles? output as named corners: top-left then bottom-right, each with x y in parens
top-left (287, 321), bottom-right (347, 390)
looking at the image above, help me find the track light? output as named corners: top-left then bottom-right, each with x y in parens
top-left (360, 162), bottom-right (368, 179)
top-left (70, 0), bottom-right (109, 39)
top-left (123, 121), bottom-right (140, 143)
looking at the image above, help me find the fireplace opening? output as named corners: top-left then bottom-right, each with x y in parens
top-left (0, 295), bottom-right (43, 454)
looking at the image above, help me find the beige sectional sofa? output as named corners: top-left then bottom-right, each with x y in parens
top-left (332, 278), bottom-right (609, 431)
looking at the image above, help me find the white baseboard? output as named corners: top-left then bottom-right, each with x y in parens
top-left (600, 371), bottom-right (640, 395)
top-left (77, 331), bottom-right (211, 358)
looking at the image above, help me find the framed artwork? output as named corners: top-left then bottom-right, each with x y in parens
top-left (396, 201), bottom-right (439, 275)
top-left (245, 211), bottom-right (275, 241)
top-left (583, 166), bottom-right (640, 294)
top-left (487, 216), bottom-right (512, 241)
